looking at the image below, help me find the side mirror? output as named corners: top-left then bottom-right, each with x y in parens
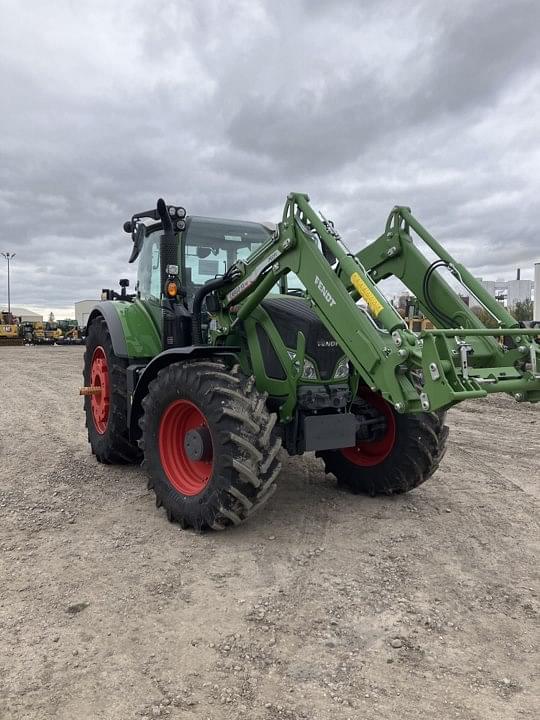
top-left (128, 223), bottom-right (146, 264)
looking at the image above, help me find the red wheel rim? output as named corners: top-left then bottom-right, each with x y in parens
top-left (341, 389), bottom-right (396, 466)
top-left (158, 400), bottom-right (213, 496)
top-left (90, 346), bottom-right (110, 434)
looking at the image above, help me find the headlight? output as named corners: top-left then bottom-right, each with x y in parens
top-left (334, 356), bottom-right (349, 379)
top-left (287, 350), bottom-right (318, 380)
top-left (301, 358), bottom-right (317, 380)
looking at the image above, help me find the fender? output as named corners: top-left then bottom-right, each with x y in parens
top-left (128, 345), bottom-right (240, 440)
top-left (87, 300), bottom-right (161, 359)
top-left (87, 303), bottom-right (129, 357)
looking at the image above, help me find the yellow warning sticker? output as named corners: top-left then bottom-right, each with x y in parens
top-left (350, 272), bottom-right (384, 317)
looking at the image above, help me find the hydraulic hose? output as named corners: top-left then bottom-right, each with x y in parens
top-left (192, 276), bottom-right (231, 344)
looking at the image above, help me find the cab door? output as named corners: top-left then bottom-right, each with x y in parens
top-left (136, 231), bottom-right (163, 333)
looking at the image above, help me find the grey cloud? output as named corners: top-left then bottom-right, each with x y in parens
top-left (226, 1), bottom-right (540, 176)
top-left (0, 0), bottom-right (538, 314)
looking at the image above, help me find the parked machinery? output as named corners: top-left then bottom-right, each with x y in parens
top-left (0, 312), bottom-right (22, 345)
top-left (80, 194), bottom-right (539, 531)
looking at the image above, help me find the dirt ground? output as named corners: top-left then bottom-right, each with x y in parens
top-left (0, 346), bottom-right (538, 720)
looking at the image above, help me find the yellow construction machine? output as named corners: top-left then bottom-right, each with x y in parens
top-left (0, 312), bottom-right (22, 345)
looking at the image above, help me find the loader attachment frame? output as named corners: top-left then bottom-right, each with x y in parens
top-left (213, 193), bottom-right (539, 415)
top-left (356, 206), bottom-right (540, 406)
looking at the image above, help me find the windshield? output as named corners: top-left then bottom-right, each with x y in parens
top-left (182, 216), bottom-right (272, 294)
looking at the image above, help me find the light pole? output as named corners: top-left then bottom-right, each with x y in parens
top-left (1, 252), bottom-right (16, 318)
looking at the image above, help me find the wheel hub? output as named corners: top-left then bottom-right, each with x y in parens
top-left (159, 399), bottom-right (213, 496)
top-left (341, 389), bottom-right (396, 466)
top-left (184, 427), bottom-right (212, 462)
top-left (90, 346), bottom-right (110, 434)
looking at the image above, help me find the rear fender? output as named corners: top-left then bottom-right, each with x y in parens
top-left (86, 300), bottom-right (161, 359)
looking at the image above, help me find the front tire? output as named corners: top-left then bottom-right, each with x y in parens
top-left (318, 389), bottom-right (449, 495)
top-left (139, 360), bottom-right (282, 530)
top-left (83, 316), bottom-right (141, 464)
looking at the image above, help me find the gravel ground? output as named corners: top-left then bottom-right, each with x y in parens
top-left (0, 346), bottom-right (538, 720)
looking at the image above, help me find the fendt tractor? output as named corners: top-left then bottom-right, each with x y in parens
top-left (81, 194), bottom-right (540, 531)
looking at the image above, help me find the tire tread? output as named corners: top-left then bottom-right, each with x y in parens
top-left (319, 408), bottom-right (449, 496)
top-left (138, 359), bottom-right (281, 530)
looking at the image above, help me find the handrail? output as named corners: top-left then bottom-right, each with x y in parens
top-left (421, 328), bottom-right (539, 337)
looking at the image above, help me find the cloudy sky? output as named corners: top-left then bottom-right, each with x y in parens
top-left (1, 0), bottom-right (539, 318)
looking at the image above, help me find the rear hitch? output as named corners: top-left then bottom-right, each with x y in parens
top-left (79, 386), bottom-right (102, 396)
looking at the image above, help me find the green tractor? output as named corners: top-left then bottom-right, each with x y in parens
top-left (81, 194), bottom-right (540, 530)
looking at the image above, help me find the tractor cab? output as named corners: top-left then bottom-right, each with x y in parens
top-left (124, 205), bottom-right (274, 350)
top-left (123, 202), bottom-right (348, 381)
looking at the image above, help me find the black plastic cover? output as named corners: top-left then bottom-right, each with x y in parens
top-left (301, 413), bottom-right (356, 452)
top-left (261, 296), bottom-right (343, 380)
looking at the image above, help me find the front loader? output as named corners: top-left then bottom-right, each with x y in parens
top-left (81, 193), bottom-right (539, 530)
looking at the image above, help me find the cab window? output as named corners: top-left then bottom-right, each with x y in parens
top-left (182, 218), bottom-right (272, 299)
top-left (137, 233), bottom-right (161, 300)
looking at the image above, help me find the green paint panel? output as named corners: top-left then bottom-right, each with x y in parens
top-left (114, 299), bottom-right (162, 359)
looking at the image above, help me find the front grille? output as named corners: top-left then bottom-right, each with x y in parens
top-left (261, 296), bottom-right (343, 380)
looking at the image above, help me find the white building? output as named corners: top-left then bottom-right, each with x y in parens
top-left (0, 306), bottom-right (43, 322)
top-left (74, 300), bottom-right (98, 329)
top-left (475, 276), bottom-right (534, 308)
top-left (478, 279), bottom-right (498, 298)
top-left (535, 263), bottom-right (540, 321)
top-left (506, 279), bottom-right (534, 308)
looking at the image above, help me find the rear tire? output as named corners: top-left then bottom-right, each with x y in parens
top-left (139, 360), bottom-right (282, 530)
top-left (318, 390), bottom-right (449, 496)
top-left (83, 316), bottom-right (141, 464)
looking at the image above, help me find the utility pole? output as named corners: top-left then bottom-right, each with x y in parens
top-left (1, 252), bottom-right (16, 317)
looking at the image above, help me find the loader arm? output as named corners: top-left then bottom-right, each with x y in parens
top-left (213, 193), bottom-right (540, 414)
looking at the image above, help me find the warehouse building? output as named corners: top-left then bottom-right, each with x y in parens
top-left (0, 306), bottom-right (43, 322)
top-left (475, 271), bottom-right (534, 308)
top-left (535, 263), bottom-right (540, 321)
top-left (74, 300), bottom-right (98, 330)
